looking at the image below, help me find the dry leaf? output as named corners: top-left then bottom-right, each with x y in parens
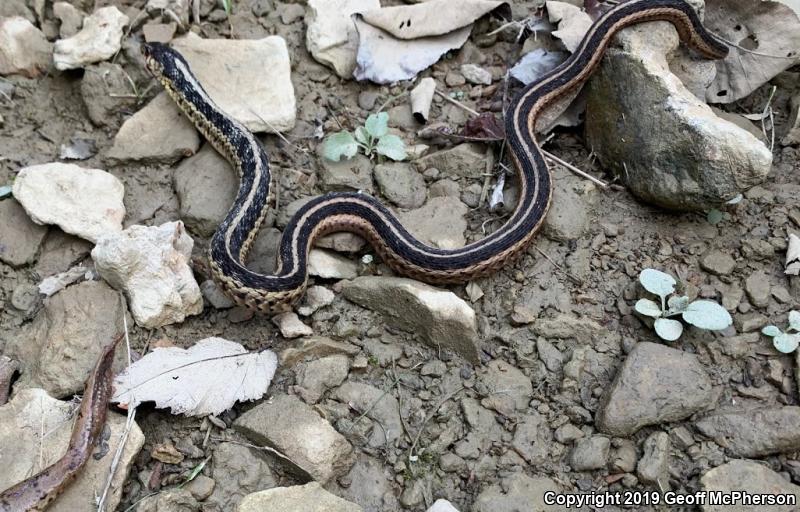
top-left (705, 0), bottom-right (800, 103)
top-left (357, 0), bottom-right (508, 39)
top-left (353, 0), bottom-right (509, 83)
top-left (546, 1), bottom-right (593, 53)
top-left (111, 338), bottom-right (277, 416)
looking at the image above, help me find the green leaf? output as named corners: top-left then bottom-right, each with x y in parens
top-left (364, 112), bottom-right (389, 138)
top-left (773, 333), bottom-right (800, 354)
top-left (0, 185), bottom-right (11, 200)
top-left (221, 0), bottom-right (232, 15)
top-left (707, 209), bottom-right (724, 225)
top-left (376, 134), bottom-right (407, 161)
top-left (761, 325), bottom-right (782, 337)
top-left (666, 295), bottom-right (689, 315)
top-left (682, 300), bottom-right (732, 330)
top-left (354, 126), bottom-right (370, 146)
top-left (635, 298), bottom-right (662, 318)
top-left (639, 269), bottom-right (676, 299)
top-left (655, 318), bottom-right (683, 341)
top-left (323, 131), bottom-right (359, 162)
top-left (788, 311), bottom-right (800, 332)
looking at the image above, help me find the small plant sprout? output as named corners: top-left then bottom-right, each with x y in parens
top-left (635, 268), bottom-right (732, 341)
top-left (323, 112), bottom-right (407, 162)
top-left (762, 311), bottom-right (800, 354)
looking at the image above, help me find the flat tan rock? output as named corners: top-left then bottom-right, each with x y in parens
top-left (172, 33), bottom-right (296, 133)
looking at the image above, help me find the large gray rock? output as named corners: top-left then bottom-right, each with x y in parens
top-left (0, 199), bottom-right (47, 266)
top-left (294, 355), bottom-right (349, 404)
top-left (473, 473), bottom-right (562, 512)
top-left (0, 16), bottom-right (51, 77)
top-left (238, 482), bottom-right (363, 512)
top-left (701, 459), bottom-right (800, 512)
top-left (341, 276), bottom-right (479, 363)
top-left (596, 342), bottom-right (714, 436)
top-left (92, 221), bottom-right (203, 328)
top-left (107, 92), bottom-right (200, 164)
top-left (53, 6), bottom-right (129, 70)
top-left (13, 162), bottom-right (125, 243)
top-left (585, 17), bottom-right (772, 211)
top-left (695, 406), bottom-right (800, 458)
top-left (172, 33), bottom-right (296, 133)
top-left (0, 388), bottom-right (144, 512)
top-left (4, 280), bottom-right (129, 397)
top-left (174, 144), bottom-right (238, 237)
top-left (234, 393), bottom-right (355, 483)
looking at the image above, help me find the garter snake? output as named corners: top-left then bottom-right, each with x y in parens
top-left (142, 0), bottom-right (727, 314)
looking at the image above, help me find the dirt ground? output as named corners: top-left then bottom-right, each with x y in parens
top-left (1, 0), bottom-right (800, 511)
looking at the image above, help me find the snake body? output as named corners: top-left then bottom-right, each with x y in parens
top-left (0, 336), bottom-right (119, 512)
top-left (142, 0), bottom-right (727, 314)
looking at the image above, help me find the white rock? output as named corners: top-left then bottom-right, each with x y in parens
top-left (427, 499), bottom-right (461, 512)
top-left (0, 17), bottom-right (52, 77)
top-left (460, 64), bottom-right (491, 85)
top-left (12, 162), bottom-right (125, 243)
top-left (53, 6), bottom-right (129, 70)
top-left (53, 2), bottom-right (84, 38)
top-left (92, 221), bottom-right (203, 328)
top-left (273, 312), bottom-right (314, 338)
top-left (308, 248), bottom-right (359, 279)
top-left (305, 0), bottom-right (380, 78)
top-left (108, 91), bottom-right (200, 164)
top-left (172, 33), bottom-right (296, 133)
top-left (0, 388), bottom-right (144, 512)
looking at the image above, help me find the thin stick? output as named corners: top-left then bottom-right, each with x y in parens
top-left (97, 298), bottom-right (137, 512)
top-left (434, 90), bottom-right (607, 187)
top-left (535, 247), bottom-right (584, 286)
top-left (544, 151), bottom-right (608, 188)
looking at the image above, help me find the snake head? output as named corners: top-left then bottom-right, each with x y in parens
top-left (141, 42), bottom-right (190, 83)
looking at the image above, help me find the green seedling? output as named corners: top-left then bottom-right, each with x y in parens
top-left (635, 268), bottom-right (732, 341)
top-left (762, 311), bottom-right (800, 354)
top-left (323, 112), bottom-right (407, 162)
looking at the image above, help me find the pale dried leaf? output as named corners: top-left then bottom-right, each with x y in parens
top-left (705, 0), bottom-right (800, 103)
top-left (357, 0), bottom-right (508, 39)
top-left (546, 1), bottom-right (592, 52)
top-left (111, 338), bottom-right (277, 416)
top-left (353, 0), bottom-right (509, 83)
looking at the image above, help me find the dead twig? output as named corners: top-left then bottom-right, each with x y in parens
top-left (434, 90), bottom-right (606, 187)
top-left (97, 296), bottom-right (137, 512)
top-left (535, 246), bottom-right (584, 286)
top-left (408, 386), bottom-right (465, 465)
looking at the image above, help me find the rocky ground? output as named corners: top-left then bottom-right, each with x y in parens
top-left (1, 0), bottom-right (800, 511)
